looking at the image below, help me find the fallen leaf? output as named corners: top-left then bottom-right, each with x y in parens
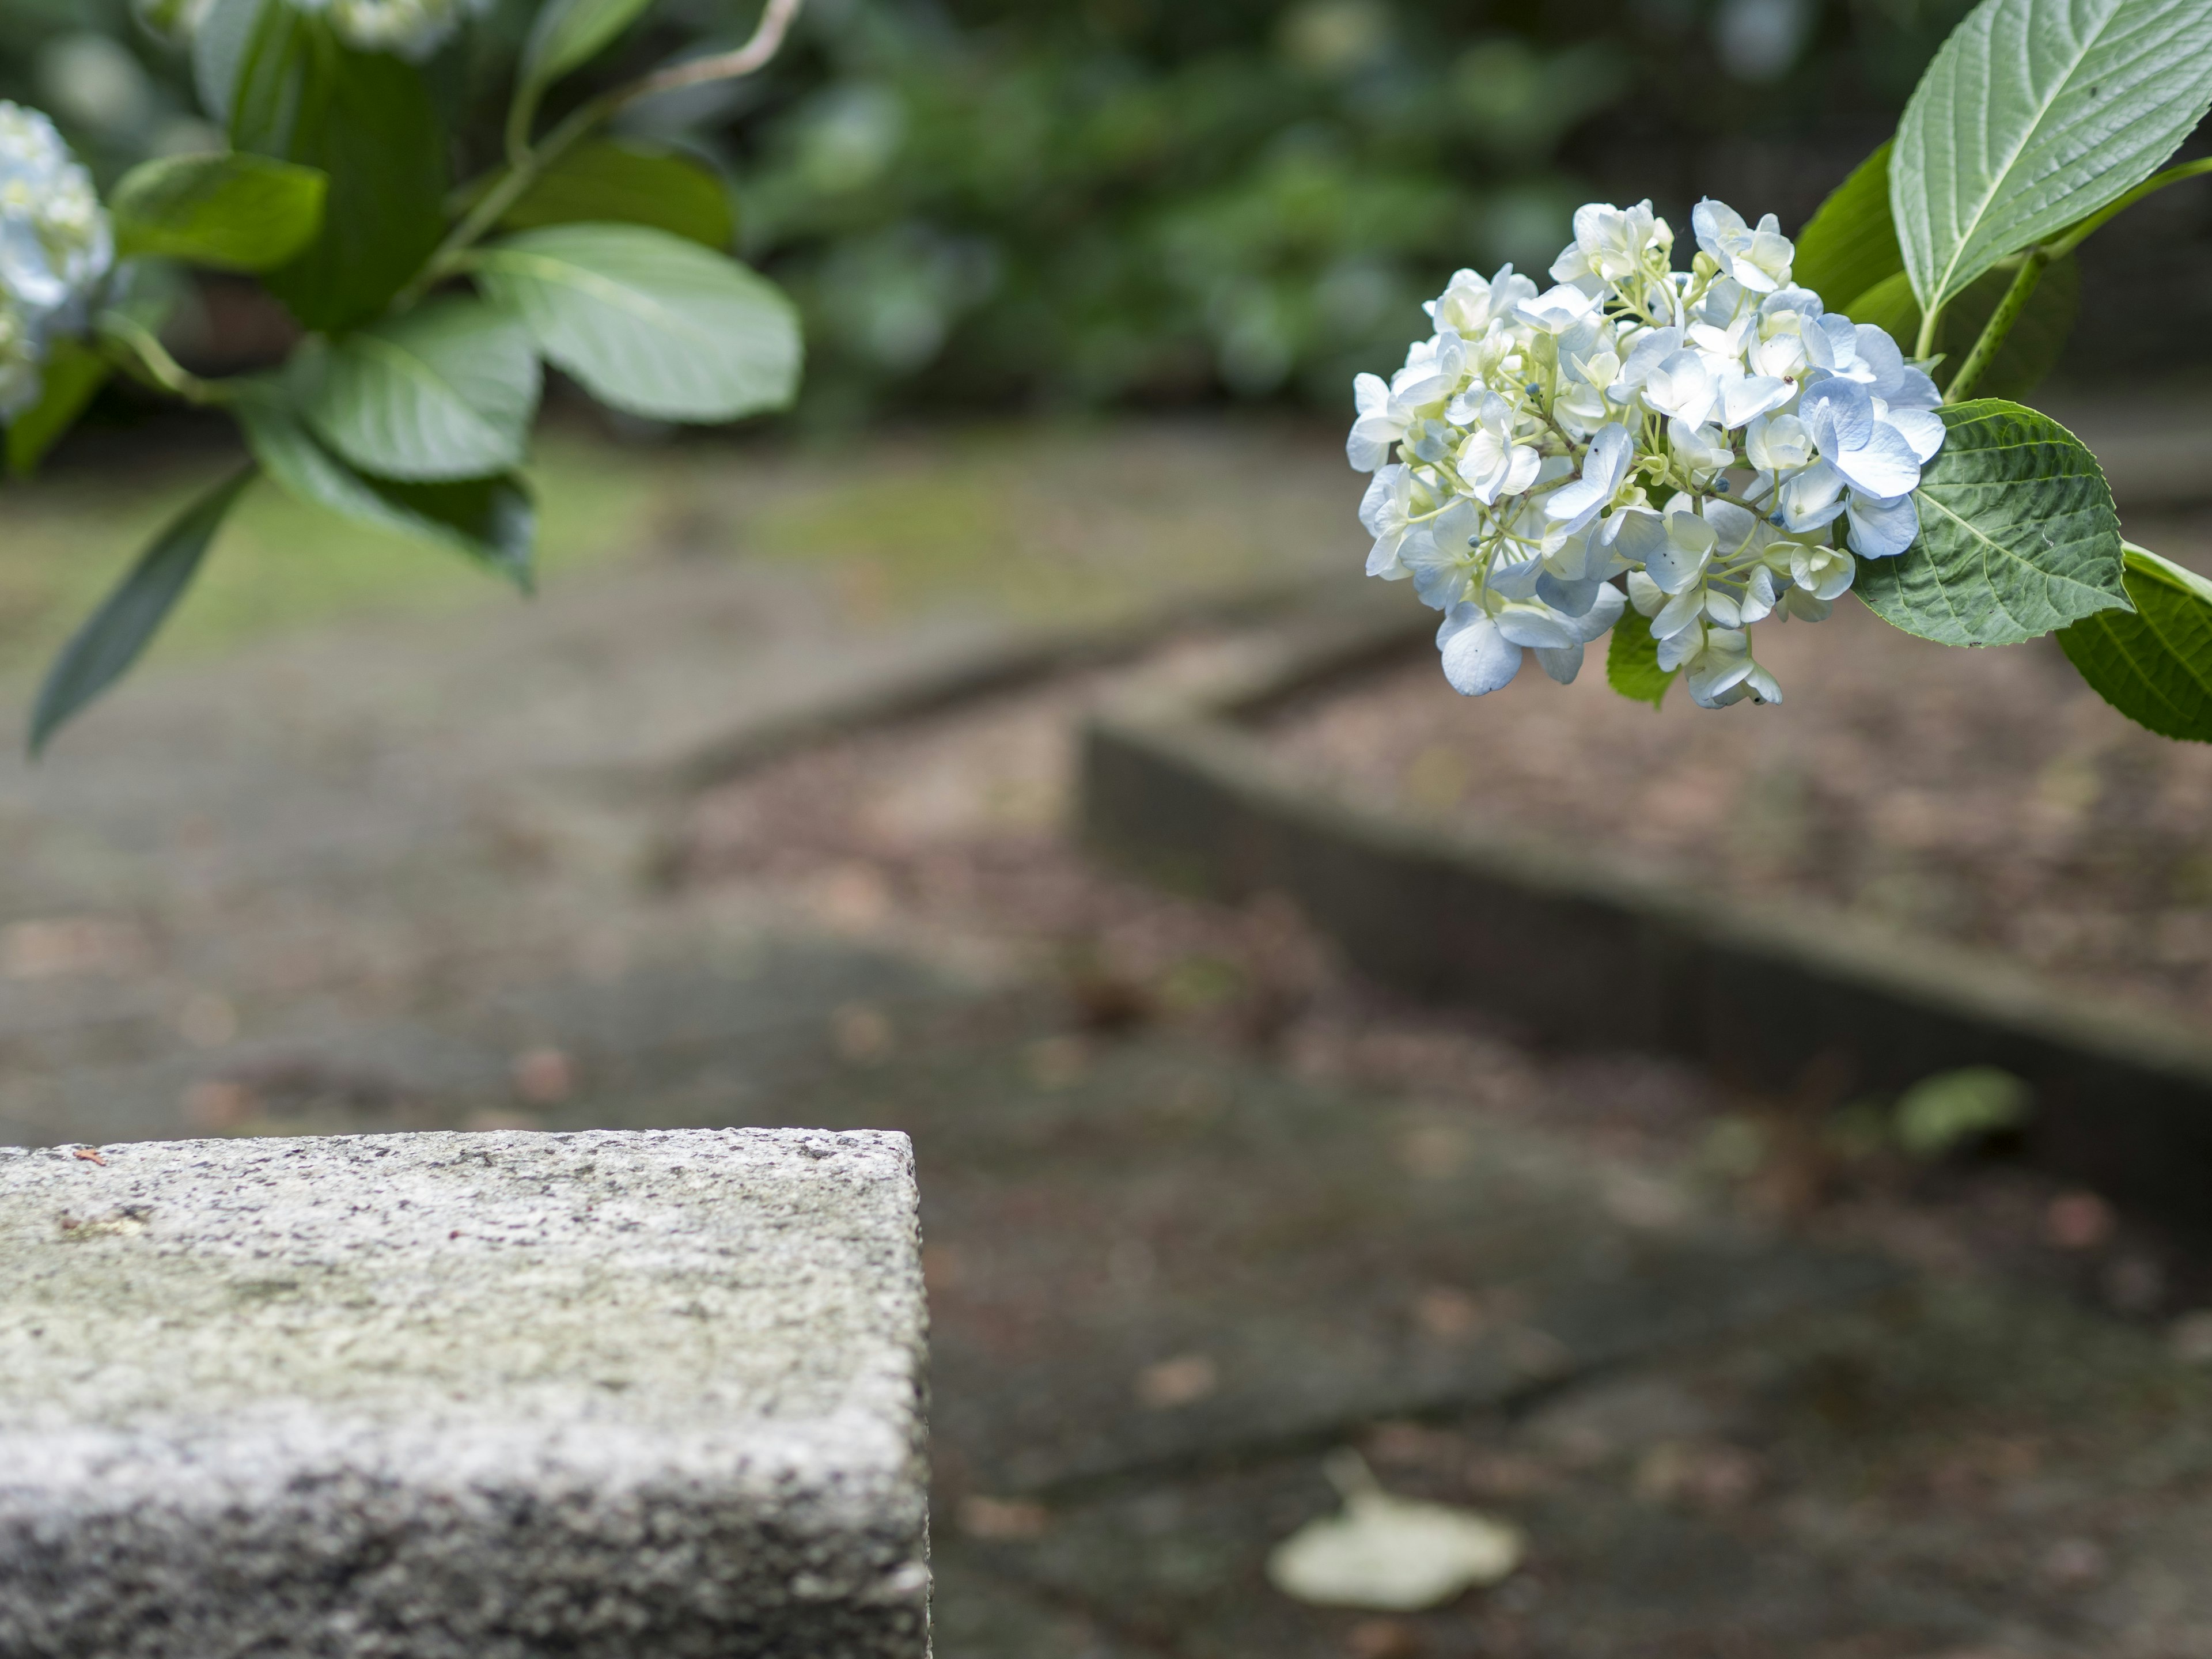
top-left (1135, 1353), bottom-right (1219, 1409)
top-left (70, 1147), bottom-right (106, 1165)
top-left (1268, 1450), bottom-right (1523, 1612)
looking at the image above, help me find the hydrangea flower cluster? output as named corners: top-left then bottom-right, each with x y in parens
top-left (135, 0), bottom-right (489, 58)
top-left (1350, 199), bottom-right (1945, 707)
top-left (315, 0), bottom-right (490, 58)
top-left (0, 104), bottom-right (113, 420)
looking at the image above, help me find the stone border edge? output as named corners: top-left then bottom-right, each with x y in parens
top-left (1077, 586), bottom-right (2212, 1230)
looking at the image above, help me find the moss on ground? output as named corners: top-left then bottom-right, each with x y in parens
top-left (0, 416), bottom-right (1347, 689)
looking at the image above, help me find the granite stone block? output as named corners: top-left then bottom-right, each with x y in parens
top-left (0, 1128), bottom-right (930, 1658)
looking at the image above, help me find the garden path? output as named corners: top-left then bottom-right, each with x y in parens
top-left (3, 419), bottom-right (2210, 1656)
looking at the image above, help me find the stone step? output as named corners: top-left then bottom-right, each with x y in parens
top-left (0, 1128), bottom-right (930, 1659)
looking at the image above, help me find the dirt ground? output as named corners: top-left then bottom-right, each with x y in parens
top-left (671, 647), bottom-right (2212, 1656)
top-left (1260, 509), bottom-right (2212, 1031)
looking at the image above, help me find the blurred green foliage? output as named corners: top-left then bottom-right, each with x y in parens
top-left (709, 0), bottom-right (1980, 418)
top-left (2, 0), bottom-right (1983, 422)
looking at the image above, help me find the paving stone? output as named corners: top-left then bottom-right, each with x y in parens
top-left (0, 1128), bottom-right (929, 1658)
top-left (929, 1547), bottom-right (1138, 1659)
top-left (964, 1282), bottom-right (2212, 1658)
top-left (793, 1037), bottom-right (1893, 1495)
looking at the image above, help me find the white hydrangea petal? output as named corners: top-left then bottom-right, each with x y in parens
top-left (1436, 606), bottom-right (1523, 696)
top-left (1493, 601), bottom-right (1585, 650)
top-left (1690, 199), bottom-right (1746, 266)
top-left (1717, 372), bottom-right (1791, 429)
top-left (1609, 506), bottom-right (1668, 569)
top-left (1653, 584), bottom-right (1705, 638)
top-left (1846, 491), bottom-right (1919, 559)
top-left (1884, 406), bottom-right (1945, 464)
top-left (1655, 619), bottom-right (1702, 670)
top-left (1574, 579), bottom-right (1627, 641)
top-left (1702, 497), bottom-right (1759, 554)
top-left (1830, 422), bottom-right (1921, 499)
top-left (1685, 627), bottom-right (1756, 705)
top-left (1745, 412), bottom-right (1812, 472)
top-left (1644, 351), bottom-right (1717, 428)
top-left (1533, 642), bottom-right (1586, 684)
top-left (1888, 366), bottom-right (1942, 410)
top-left (1739, 564), bottom-right (1779, 625)
top-left (1798, 378), bottom-right (1874, 454)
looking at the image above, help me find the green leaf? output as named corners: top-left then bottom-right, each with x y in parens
top-left (6, 341), bottom-right (108, 476)
top-left (1604, 607), bottom-right (1673, 707)
top-left (1843, 253), bottom-right (2080, 402)
top-left (303, 298), bottom-right (540, 483)
top-left (1893, 1066), bottom-right (2032, 1160)
top-left (30, 467), bottom-right (255, 755)
top-left (1892, 0), bottom-right (2212, 312)
top-left (111, 151), bottom-right (328, 272)
top-left (2057, 544), bottom-right (2212, 742)
top-left (520, 0), bottom-right (657, 101)
top-left (1856, 399), bottom-right (2128, 647)
top-left (232, 10), bottom-right (448, 332)
top-left (1791, 142), bottom-right (1902, 315)
top-left (495, 141), bottom-right (735, 249)
top-left (472, 224), bottom-right (801, 422)
top-left (239, 398), bottom-right (536, 589)
top-left (191, 0), bottom-right (271, 126)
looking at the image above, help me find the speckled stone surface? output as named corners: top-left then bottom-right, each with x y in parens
top-left (0, 1128), bottom-right (930, 1658)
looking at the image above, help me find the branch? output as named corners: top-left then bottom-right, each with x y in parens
top-left (96, 313), bottom-right (228, 406)
top-left (400, 0), bottom-right (805, 309)
top-left (605, 0), bottom-right (804, 115)
top-left (1942, 247), bottom-right (2047, 403)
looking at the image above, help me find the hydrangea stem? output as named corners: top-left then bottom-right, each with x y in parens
top-left (96, 313), bottom-right (227, 406)
top-left (1942, 248), bottom-right (2047, 404)
top-left (1934, 157), bottom-right (2212, 402)
top-left (398, 0), bottom-right (804, 309)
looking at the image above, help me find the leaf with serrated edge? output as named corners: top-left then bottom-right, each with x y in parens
top-left (1892, 0), bottom-right (2212, 312)
top-left (473, 224), bottom-right (800, 423)
top-left (1793, 142), bottom-right (1901, 314)
top-left (31, 468), bottom-right (255, 753)
top-left (240, 398), bottom-right (535, 587)
top-left (1604, 607), bottom-right (1672, 707)
top-left (2058, 545), bottom-right (2212, 742)
top-left (1857, 399), bottom-right (2127, 646)
top-left (306, 298), bottom-right (539, 482)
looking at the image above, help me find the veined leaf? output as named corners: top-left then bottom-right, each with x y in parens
top-left (1892, 0), bottom-right (2212, 312)
top-left (2058, 544), bottom-right (2212, 742)
top-left (472, 224), bottom-right (801, 423)
top-left (6, 341), bottom-right (108, 476)
top-left (111, 151), bottom-right (328, 271)
top-left (1604, 608), bottom-right (1673, 707)
top-left (232, 9), bottom-right (447, 332)
top-left (1856, 399), bottom-right (2127, 646)
top-left (304, 299), bottom-right (540, 482)
top-left (31, 467), bottom-right (255, 754)
top-left (495, 141), bottom-right (735, 249)
top-left (239, 398), bottom-right (536, 589)
top-left (1843, 253), bottom-right (2080, 403)
top-left (1792, 142), bottom-right (1902, 315)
